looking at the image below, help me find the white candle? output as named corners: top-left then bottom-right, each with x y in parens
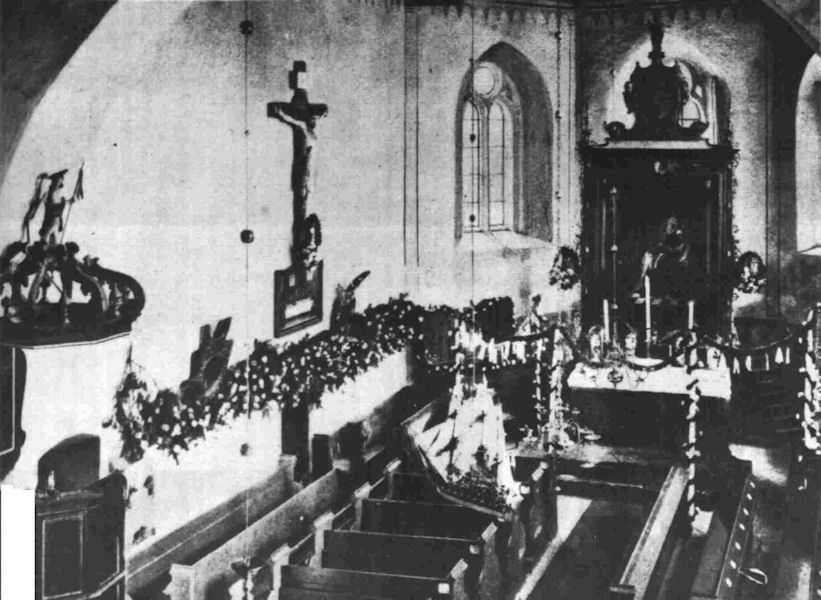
top-left (688, 300), bottom-right (695, 330)
top-left (644, 276), bottom-right (651, 333)
top-left (603, 299), bottom-right (610, 343)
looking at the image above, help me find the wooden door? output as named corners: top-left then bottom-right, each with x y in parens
top-left (35, 471), bottom-right (126, 600)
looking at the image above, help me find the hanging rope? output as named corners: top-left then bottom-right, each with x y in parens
top-left (609, 0), bottom-right (616, 122)
top-left (237, 2), bottom-right (254, 592)
top-left (554, 7), bottom-right (562, 245)
top-left (239, 3), bottom-right (254, 419)
top-left (469, 1), bottom-right (478, 395)
top-left (565, 14), bottom-right (573, 246)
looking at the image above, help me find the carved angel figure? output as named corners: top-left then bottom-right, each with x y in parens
top-left (330, 270), bottom-right (370, 335)
top-left (22, 170), bottom-right (70, 244)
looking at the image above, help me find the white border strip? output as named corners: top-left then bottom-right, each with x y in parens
top-left (1, 484), bottom-right (35, 600)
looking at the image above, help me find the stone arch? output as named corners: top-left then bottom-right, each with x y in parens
top-left (37, 433), bottom-right (100, 492)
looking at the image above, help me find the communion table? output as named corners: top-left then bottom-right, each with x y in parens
top-left (566, 359), bottom-right (732, 454)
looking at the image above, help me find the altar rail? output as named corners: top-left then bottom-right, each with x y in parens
top-left (609, 465), bottom-right (689, 600)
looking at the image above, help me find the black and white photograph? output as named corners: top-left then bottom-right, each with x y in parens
top-left (0, 0), bottom-right (820, 598)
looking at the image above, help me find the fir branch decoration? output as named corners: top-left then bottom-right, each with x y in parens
top-left (107, 296), bottom-right (425, 461)
top-left (735, 251), bottom-right (766, 295)
top-left (549, 246), bottom-right (580, 290)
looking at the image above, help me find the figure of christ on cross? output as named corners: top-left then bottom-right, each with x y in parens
top-left (268, 62), bottom-right (328, 268)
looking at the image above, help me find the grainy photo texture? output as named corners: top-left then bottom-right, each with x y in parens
top-left (0, 0), bottom-right (820, 599)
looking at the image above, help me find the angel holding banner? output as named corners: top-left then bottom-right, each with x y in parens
top-left (21, 164), bottom-right (84, 245)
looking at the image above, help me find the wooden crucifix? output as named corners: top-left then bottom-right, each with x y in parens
top-left (268, 61), bottom-right (328, 268)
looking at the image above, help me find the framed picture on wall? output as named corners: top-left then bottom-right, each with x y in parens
top-left (274, 261), bottom-right (323, 338)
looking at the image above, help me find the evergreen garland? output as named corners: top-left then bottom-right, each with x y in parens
top-left (106, 296), bottom-right (426, 462)
top-left (548, 246), bottom-right (581, 290)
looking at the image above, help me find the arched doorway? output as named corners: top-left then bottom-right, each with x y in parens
top-left (37, 434), bottom-right (100, 493)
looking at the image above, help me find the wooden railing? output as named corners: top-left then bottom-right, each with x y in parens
top-left (609, 465), bottom-right (689, 600)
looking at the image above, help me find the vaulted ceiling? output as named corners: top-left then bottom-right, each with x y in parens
top-left (0, 0), bottom-right (817, 189)
top-left (0, 0), bottom-right (116, 185)
top-left (762, 0), bottom-right (819, 52)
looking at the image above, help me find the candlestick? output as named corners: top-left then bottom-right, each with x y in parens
top-left (687, 300), bottom-right (695, 330)
top-left (603, 299), bottom-right (610, 344)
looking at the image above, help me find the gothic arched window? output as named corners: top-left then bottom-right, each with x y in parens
top-left (459, 63), bottom-right (520, 233)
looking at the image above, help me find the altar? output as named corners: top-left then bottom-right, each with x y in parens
top-left (578, 21), bottom-right (738, 338)
top-left (566, 359), bottom-right (732, 454)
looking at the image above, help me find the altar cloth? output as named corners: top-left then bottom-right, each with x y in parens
top-left (567, 359), bottom-right (732, 401)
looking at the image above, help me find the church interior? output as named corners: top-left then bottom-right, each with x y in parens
top-left (1, 0), bottom-right (820, 598)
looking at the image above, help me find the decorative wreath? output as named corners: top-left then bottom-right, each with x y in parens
top-left (735, 251), bottom-right (766, 294)
top-left (549, 246), bottom-right (581, 290)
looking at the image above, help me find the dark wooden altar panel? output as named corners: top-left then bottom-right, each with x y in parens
top-left (580, 142), bottom-right (737, 337)
top-left (569, 387), bottom-right (726, 455)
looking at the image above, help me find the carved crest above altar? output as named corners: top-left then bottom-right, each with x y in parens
top-left (605, 20), bottom-right (709, 141)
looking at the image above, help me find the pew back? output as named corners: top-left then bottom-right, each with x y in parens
top-left (321, 526), bottom-right (500, 600)
top-left (321, 530), bottom-right (470, 577)
top-left (129, 455), bottom-right (299, 595)
top-left (280, 565), bottom-right (452, 599)
top-left (166, 468), bottom-right (351, 600)
top-left (388, 471), bottom-right (441, 503)
top-left (359, 499), bottom-right (490, 539)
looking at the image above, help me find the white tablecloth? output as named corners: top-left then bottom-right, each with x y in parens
top-left (567, 359), bottom-right (732, 401)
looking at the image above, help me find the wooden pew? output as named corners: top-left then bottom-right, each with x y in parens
top-left (279, 564), bottom-right (469, 599)
top-left (609, 465), bottom-right (689, 600)
top-left (129, 455), bottom-right (300, 598)
top-left (358, 498), bottom-right (490, 539)
top-left (320, 530), bottom-right (478, 598)
top-left (356, 499), bottom-right (502, 599)
top-left (385, 467), bottom-right (541, 597)
top-left (163, 467), bottom-right (354, 600)
top-left (689, 468), bottom-right (757, 600)
top-left (387, 470), bottom-right (442, 503)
